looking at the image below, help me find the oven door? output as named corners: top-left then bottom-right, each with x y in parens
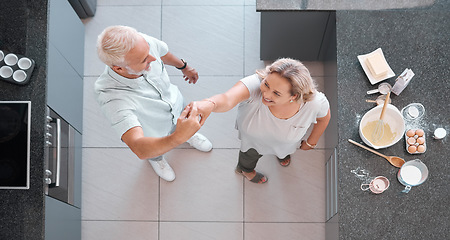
top-left (0, 101), bottom-right (31, 189)
top-left (44, 107), bottom-right (75, 205)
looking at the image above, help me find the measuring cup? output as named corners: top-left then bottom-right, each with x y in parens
top-left (361, 176), bottom-right (390, 194)
top-left (366, 94), bottom-right (392, 105)
top-left (367, 82), bottom-right (392, 95)
top-left (397, 159), bottom-right (429, 193)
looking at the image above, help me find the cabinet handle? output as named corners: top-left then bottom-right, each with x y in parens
top-left (55, 118), bottom-right (61, 187)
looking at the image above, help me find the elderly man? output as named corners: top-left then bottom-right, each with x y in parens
top-left (95, 25), bottom-right (212, 182)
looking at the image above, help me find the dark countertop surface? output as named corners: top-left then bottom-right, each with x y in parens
top-left (336, 9), bottom-right (449, 240)
top-left (0, 1), bottom-right (48, 240)
top-left (257, 0), bottom-right (448, 11)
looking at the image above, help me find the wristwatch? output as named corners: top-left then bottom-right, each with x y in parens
top-left (176, 59), bottom-right (187, 70)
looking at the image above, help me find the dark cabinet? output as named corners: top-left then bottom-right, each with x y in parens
top-left (45, 0), bottom-right (84, 239)
top-left (47, 0), bottom-right (84, 133)
top-left (260, 11), bottom-right (335, 61)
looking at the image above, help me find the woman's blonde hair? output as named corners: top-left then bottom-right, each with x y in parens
top-left (256, 58), bottom-right (317, 102)
top-left (97, 25), bottom-right (140, 67)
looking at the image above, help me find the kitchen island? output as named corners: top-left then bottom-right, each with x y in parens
top-left (258, 0), bottom-right (449, 239)
top-left (0, 1), bottom-right (48, 239)
top-left (335, 9), bottom-right (449, 240)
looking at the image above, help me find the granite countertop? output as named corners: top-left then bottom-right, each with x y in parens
top-left (0, 1), bottom-right (48, 240)
top-left (256, 0), bottom-right (447, 11)
top-left (336, 9), bottom-right (449, 240)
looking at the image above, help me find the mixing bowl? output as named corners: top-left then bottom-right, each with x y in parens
top-left (359, 104), bottom-right (405, 149)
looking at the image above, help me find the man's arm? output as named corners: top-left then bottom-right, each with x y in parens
top-left (161, 52), bottom-right (199, 84)
top-left (121, 104), bottom-right (202, 159)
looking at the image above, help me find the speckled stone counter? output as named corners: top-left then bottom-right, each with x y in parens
top-left (336, 9), bottom-right (449, 240)
top-left (0, 0), bottom-right (48, 239)
top-left (256, 0), bottom-right (445, 11)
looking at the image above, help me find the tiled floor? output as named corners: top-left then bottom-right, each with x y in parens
top-left (81, 1), bottom-right (327, 239)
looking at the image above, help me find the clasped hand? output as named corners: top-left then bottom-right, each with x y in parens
top-left (187, 100), bottom-right (215, 126)
top-left (174, 103), bottom-right (202, 143)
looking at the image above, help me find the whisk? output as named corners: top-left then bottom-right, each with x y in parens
top-left (372, 91), bottom-right (391, 143)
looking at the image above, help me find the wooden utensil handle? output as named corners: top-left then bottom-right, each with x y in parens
top-left (379, 92), bottom-right (391, 120)
top-left (348, 139), bottom-right (388, 158)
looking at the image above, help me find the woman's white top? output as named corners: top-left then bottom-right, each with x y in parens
top-left (236, 74), bottom-right (330, 158)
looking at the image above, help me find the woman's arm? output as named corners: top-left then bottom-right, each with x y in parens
top-left (194, 81), bottom-right (251, 125)
top-left (161, 52), bottom-right (198, 84)
top-left (300, 108), bottom-right (331, 150)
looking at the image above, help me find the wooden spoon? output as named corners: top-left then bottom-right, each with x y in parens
top-left (348, 139), bottom-right (405, 168)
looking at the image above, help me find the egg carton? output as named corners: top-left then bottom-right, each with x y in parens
top-left (405, 129), bottom-right (426, 154)
top-left (0, 50), bottom-right (35, 85)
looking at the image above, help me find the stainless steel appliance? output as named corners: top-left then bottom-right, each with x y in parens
top-left (0, 101), bottom-right (31, 189)
top-left (44, 106), bottom-right (76, 205)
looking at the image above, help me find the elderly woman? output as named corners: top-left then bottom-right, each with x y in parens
top-left (196, 58), bottom-right (330, 184)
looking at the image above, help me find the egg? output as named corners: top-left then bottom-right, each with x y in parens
top-left (417, 145), bottom-right (426, 152)
top-left (417, 137), bottom-right (425, 144)
top-left (407, 137), bottom-right (416, 145)
top-left (415, 129), bottom-right (424, 137)
top-left (406, 129), bottom-right (416, 137)
top-left (408, 145), bottom-right (417, 153)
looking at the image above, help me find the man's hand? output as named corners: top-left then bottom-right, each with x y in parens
top-left (173, 103), bottom-right (202, 143)
top-left (181, 66), bottom-right (199, 84)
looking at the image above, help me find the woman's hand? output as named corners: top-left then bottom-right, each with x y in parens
top-left (189, 99), bottom-right (215, 125)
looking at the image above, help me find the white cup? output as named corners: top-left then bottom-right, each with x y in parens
top-left (0, 66), bottom-right (13, 78)
top-left (0, 50), bottom-right (4, 61)
top-left (18, 57), bottom-right (32, 70)
top-left (4, 53), bottom-right (18, 66)
top-left (13, 70), bottom-right (27, 82)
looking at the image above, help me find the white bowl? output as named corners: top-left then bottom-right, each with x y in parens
top-left (359, 104), bottom-right (405, 149)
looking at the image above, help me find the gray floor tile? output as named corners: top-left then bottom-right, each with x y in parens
top-left (83, 5), bottom-right (162, 76)
top-left (163, 0), bottom-right (246, 5)
top-left (82, 221), bottom-right (158, 240)
top-left (160, 149), bottom-right (244, 222)
top-left (245, 0), bottom-right (257, 5)
top-left (244, 6), bottom-right (266, 75)
top-left (82, 148), bottom-right (160, 221)
top-left (97, 0), bottom-right (161, 6)
top-left (243, 150), bottom-right (326, 222)
top-left (314, 76), bottom-right (326, 92)
top-left (162, 6), bottom-right (244, 76)
top-left (303, 61), bottom-right (325, 77)
top-left (244, 223), bottom-right (325, 240)
top-left (160, 222), bottom-right (243, 240)
top-left (81, 1), bottom-right (328, 239)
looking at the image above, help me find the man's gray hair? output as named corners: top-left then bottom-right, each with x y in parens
top-left (97, 25), bottom-right (140, 67)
